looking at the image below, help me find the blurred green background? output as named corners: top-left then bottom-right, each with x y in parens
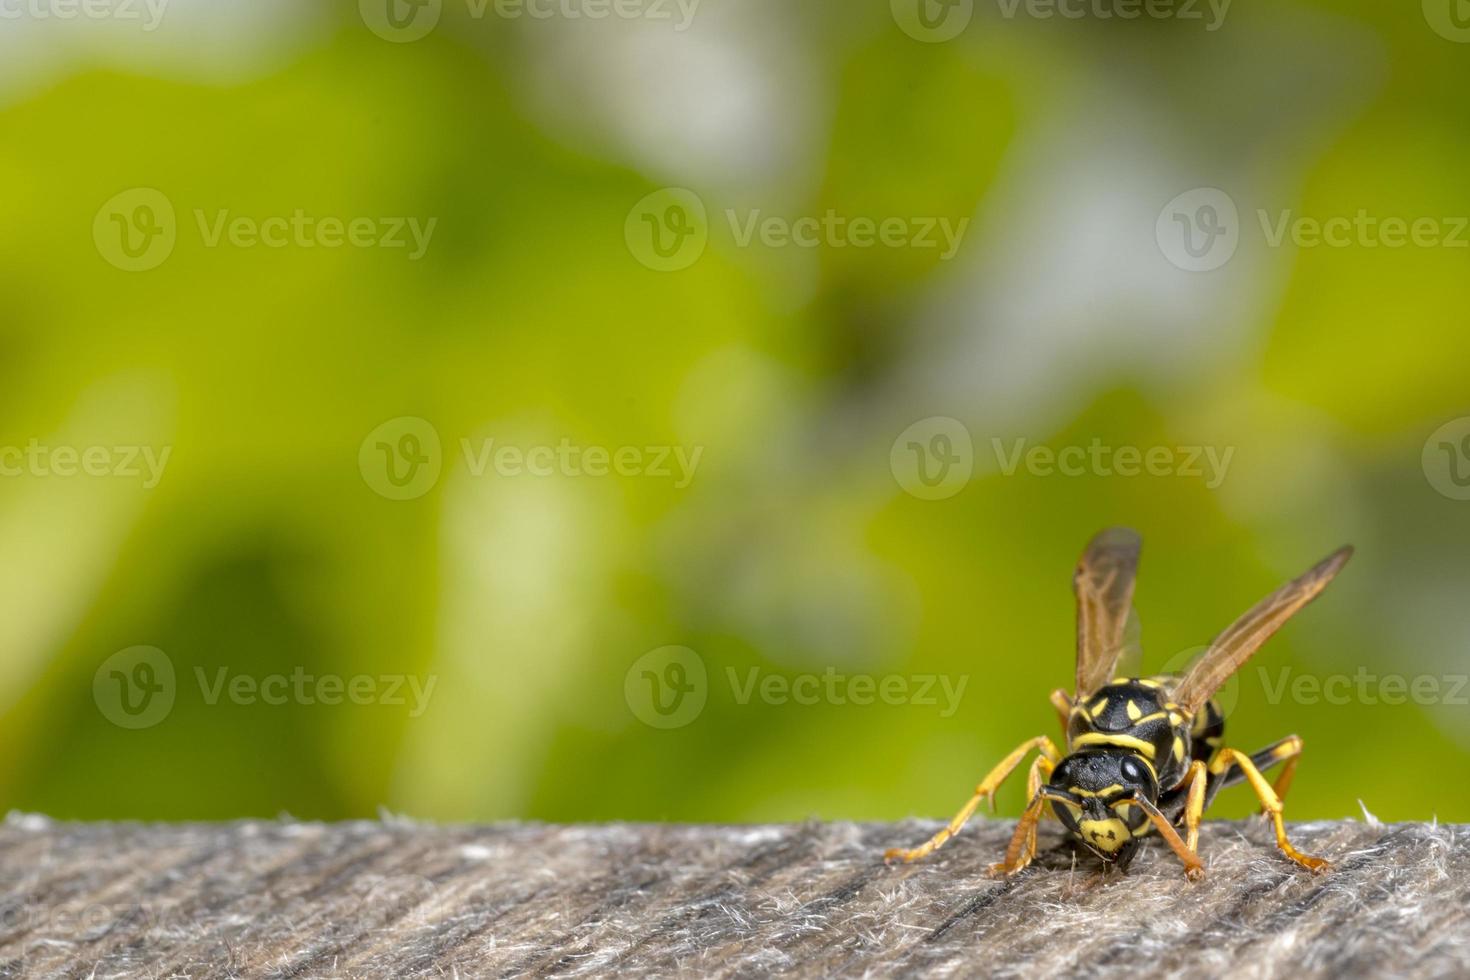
top-left (0, 0), bottom-right (1467, 827)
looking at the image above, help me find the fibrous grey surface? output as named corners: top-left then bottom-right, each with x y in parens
top-left (0, 814), bottom-right (1464, 978)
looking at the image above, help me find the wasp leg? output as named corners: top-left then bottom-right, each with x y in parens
top-left (988, 784), bottom-right (1067, 877)
top-left (1211, 746), bottom-right (1328, 874)
top-left (1215, 735), bottom-right (1304, 817)
top-left (1049, 688), bottom-right (1072, 733)
top-left (1132, 796), bottom-right (1205, 881)
top-left (1025, 753), bottom-right (1057, 817)
top-left (885, 735), bottom-right (1060, 864)
top-left (1178, 759), bottom-right (1208, 853)
top-left (1016, 753), bottom-right (1058, 869)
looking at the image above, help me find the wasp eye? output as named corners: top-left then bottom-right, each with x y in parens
top-left (1120, 757), bottom-right (1147, 784)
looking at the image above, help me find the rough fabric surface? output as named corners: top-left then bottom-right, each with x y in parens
top-left (0, 813), bottom-right (1464, 978)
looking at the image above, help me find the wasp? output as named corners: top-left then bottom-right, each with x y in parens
top-left (885, 528), bottom-right (1352, 880)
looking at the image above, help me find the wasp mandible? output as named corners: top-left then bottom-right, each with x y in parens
top-left (885, 529), bottom-right (1352, 880)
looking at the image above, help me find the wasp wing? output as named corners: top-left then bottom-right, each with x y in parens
top-left (1172, 545), bottom-right (1353, 714)
top-left (1074, 527), bottom-right (1142, 699)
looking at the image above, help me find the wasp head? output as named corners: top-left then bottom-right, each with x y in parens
top-left (1046, 750), bottom-right (1158, 864)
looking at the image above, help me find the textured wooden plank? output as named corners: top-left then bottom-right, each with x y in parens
top-left (0, 814), bottom-right (1463, 978)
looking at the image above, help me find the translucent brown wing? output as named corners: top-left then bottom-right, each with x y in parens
top-left (1172, 545), bottom-right (1353, 714)
top-left (1074, 527), bottom-right (1142, 699)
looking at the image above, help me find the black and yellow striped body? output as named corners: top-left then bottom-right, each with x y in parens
top-left (1052, 675), bottom-right (1224, 855)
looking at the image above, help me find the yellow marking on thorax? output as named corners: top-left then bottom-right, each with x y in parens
top-left (1071, 732), bottom-right (1157, 759)
top-left (1172, 736), bottom-right (1186, 762)
top-left (1090, 697), bottom-right (1109, 715)
top-left (1125, 700), bottom-right (1142, 721)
